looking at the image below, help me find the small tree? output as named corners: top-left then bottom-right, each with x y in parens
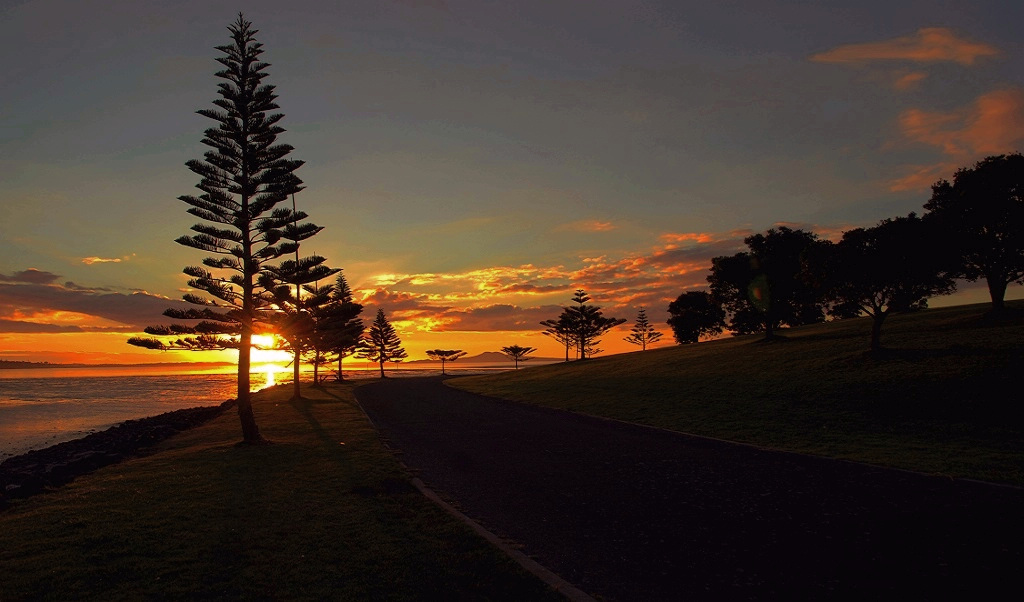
top-left (425, 349), bottom-right (467, 375)
top-left (540, 314), bottom-right (576, 361)
top-left (666, 291), bottom-right (726, 344)
top-left (501, 345), bottom-right (536, 369)
top-left (924, 153), bottom-right (1024, 314)
top-left (314, 272), bottom-right (364, 381)
top-left (549, 290), bottom-right (625, 360)
top-left (623, 307), bottom-right (663, 350)
top-left (807, 214), bottom-right (956, 351)
top-left (262, 256), bottom-right (338, 399)
top-left (127, 15), bottom-right (313, 443)
top-left (358, 309), bottom-right (408, 378)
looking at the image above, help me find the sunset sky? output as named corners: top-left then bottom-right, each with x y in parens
top-left (2, 0), bottom-right (1023, 365)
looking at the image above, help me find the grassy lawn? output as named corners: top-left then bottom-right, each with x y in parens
top-left (0, 383), bottom-right (560, 600)
top-left (453, 301), bottom-right (1024, 485)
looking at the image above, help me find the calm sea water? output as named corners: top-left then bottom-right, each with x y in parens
top-left (0, 371), bottom-right (256, 461)
top-left (0, 365), bottom-right (508, 461)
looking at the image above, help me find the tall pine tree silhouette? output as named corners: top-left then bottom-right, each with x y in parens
top-left (128, 14), bottom-right (318, 443)
top-left (358, 309), bottom-right (408, 378)
top-left (624, 307), bottom-right (663, 350)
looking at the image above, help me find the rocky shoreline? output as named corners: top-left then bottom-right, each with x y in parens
top-left (0, 399), bottom-right (235, 508)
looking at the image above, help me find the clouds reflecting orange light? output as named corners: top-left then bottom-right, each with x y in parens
top-left (811, 28), bottom-right (999, 66)
top-left (890, 88), bottom-right (1024, 191)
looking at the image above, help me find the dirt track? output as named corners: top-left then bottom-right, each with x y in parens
top-left (355, 376), bottom-right (1023, 600)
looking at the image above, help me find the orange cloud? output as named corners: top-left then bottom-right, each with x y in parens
top-left (556, 220), bottom-right (617, 232)
top-left (658, 232), bottom-right (716, 246)
top-left (811, 28), bottom-right (999, 66)
top-left (893, 70), bottom-right (928, 91)
top-left (81, 254), bottom-right (134, 265)
top-left (890, 88), bottom-right (1024, 190)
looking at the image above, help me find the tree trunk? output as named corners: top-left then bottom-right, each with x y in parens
top-left (236, 332), bottom-right (264, 443)
top-left (337, 356), bottom-right (345, 381)
top-left (292, 349), bottom-right (301, 400)
top-left (379, 359), bottom-right (386, 378)
top-left (764, 319), bottom-right (775, 340)
top-left (870, 313), bottom-right (885, 352)
top-left (987, 275), bottom-right (1007, 313)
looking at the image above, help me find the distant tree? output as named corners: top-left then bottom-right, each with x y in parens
top-left (623, 307), bottom-right (663, 350)
top-left (924, 153), bottom-right (1024, 314)
top-left (540, 314), bottom-right (576, 361)
top-left (425, 349), bottom-right (468, 375)
top-left (127, 15), bottom-right (312, 443)
top-left (666, 291), bottom-right (726, 344)
top-left (357, 309), bottom-right (408, 378)
top-left (708, 227), bottom-right (827, 339)
top-left (314, 272), bottom-right (364, 381)
top-left (564, 289), bottom-right (626, 360)
top-left (501, 345), bottom-right (536, 369)
top-left (806, 214), bottom-right (957, 351)
top-left (262, 255), bottom-right (338, 399)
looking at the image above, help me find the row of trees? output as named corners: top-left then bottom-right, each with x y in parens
top-left (666, 153), bottom-right (1023, 351)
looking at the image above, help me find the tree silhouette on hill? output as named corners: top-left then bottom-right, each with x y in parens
top-left (806, 214), bottom-right (956, 351)
top-left (624, 307), bottom-right (663, 350)
top-left (127, 14), bottom-right (317, 443)
top-left (543, 290), bottom-right (625, 360)
top-left (924, 153), bottom-right (1024, 314)
top-left (708, 227), bottom-right (827, 339)
top-left (358, 309), bottom-right (407, 378)
top-left (666, 291), bottom-right (726, 344)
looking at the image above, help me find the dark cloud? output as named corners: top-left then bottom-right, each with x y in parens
top-left (0, 282), bottom-right (191, 332)
top-left (0, 319), bottom-right (85, 333)
top-left (64, 281), bottom-right (114, 292)
top-left (436, 304), bottom-right (563, 332)
top-left (0, 268), bottom-right (61, 284)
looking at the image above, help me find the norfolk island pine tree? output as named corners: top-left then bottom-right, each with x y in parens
top-left (357, 309), bottom-right (408, 378)
top-left (128, 15), bottom-right (322, 442)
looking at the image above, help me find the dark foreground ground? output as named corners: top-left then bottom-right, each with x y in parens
top-left (356, 376), bottom-right (1024, 601)
top-left (0, 400), bottom-right (233, 507)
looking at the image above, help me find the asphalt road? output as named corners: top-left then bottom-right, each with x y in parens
top-left (355, 376), bottom-right (1023, 600)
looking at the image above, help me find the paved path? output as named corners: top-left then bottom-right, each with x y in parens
top-left (356, 376), bottom-right (1023, 600)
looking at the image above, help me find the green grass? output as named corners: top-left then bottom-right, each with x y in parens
top-left (0, 383), bottom-right (560, 600)
top-left (452, 301), bottom-right (1024, 485)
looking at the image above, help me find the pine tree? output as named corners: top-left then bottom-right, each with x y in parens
top-left (358, 309), bottom-right (408, 378)
top-left (540, 314), bottom-right (576, 361)
top-left (501, 345), bottom-right (536, 369)
top-left (623, 307), bottom-right (663, 350)
top-left (261, 255), bottom-right (338, 399)
top-left (127, 14), bottom-right (315, 443)
top-left (564, 290), bottom-right (625, 360)
top-left (316, 272), bottom-right (365, 381)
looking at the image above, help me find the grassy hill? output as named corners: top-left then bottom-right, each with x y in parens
top-left (452, 301), bottom-right (1024, 485)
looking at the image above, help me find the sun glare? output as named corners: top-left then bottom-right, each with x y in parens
top-left (251, 334), bottom-right (277, 348)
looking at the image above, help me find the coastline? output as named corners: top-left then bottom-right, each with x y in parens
top-left (0, 399), bottom-right (235, 508)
